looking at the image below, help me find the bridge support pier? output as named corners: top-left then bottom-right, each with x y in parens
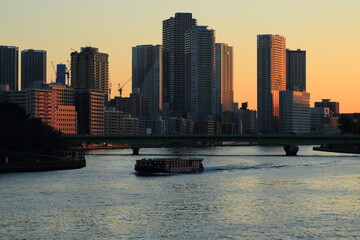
top-left (284, 145), bottom-right (299, 156)
top-left (132, 145), bottom-right (140, 155)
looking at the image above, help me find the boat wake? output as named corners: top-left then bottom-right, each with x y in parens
top-left (205, 163), bottom-right (288, 172)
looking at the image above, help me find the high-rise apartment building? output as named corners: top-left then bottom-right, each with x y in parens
top-left (185, 26), bottom-right (216, 121)
top-left (21, 49), bottom-right (46, 89)
top-left (0, 45), bottom-right (19, 91)
top-left (162, 12), bottom-right (197, 118)
top-left (71, 47), bottom-right (109, 100)
top-left (132, 45), bottom-right (162, 119)
top-left (280, 90), bottom-right (310, 134)
top-left (216, 43), bottom-right (234, 114)
top-left (286, 49), bottom-right (306, 91)
top-left (257, 34), bottom-right (286, 134)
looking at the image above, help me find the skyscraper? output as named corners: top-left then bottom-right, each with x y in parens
top-left (0, 45), bottom-right (18, 91)
top-left (216, 43), bottom-right (234, 115)
top-left (286, 49), bottom-right (306, 91)
top-left (21, 49), bottom-right (46, 89)
top-left (56, 64), bottom-right (67, 85)
top-left (70, 47), bottom-right (109, 100)
top-left (162, 12), bottom-right (197, 118)
top-left (257, 34), bottom-right (286, 134)
top-left (185, 26), bottom-right (216, 121)
top-left (132, 44), bottom-right (162, 119)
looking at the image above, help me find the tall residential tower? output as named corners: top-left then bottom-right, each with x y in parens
top-left (185, 26), bottom-right (216, 121)
top-left (257, 34), bottom-right (286, 134)
top-left (0, 45), bottom-right (18, 91)
top-left (286, 49), bottom-right (306, 91)
top-left (132, 45), bottom-right (162, 119)
top-left (70, 47), bottom-right (109, 100)
top-left (21, 49), bottom-right (46, 89)
top-left (162, 12), bottom-right (197, 118)
top-left (216, 43), bottom-right (234, 116)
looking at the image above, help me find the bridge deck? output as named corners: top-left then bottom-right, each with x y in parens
top-left (63, 134), bottom-right (360, 146)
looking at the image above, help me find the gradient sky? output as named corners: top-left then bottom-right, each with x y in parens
top-left (1, 0), bottom-right (360, 112)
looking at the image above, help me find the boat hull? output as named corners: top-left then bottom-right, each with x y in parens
top-left (135, 157), bottom-right (204, 174)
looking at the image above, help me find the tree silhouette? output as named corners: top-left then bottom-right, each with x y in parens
top-left (0, 102), bottom-right (66, 155)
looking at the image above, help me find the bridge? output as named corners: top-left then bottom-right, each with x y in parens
top-left (62, 134), bottom-right (360, 156)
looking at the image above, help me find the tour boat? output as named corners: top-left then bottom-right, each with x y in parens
top-left (135, 157), bottom-right (204, 174)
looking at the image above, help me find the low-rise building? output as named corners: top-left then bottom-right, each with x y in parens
top-left (280, 91), bottom-right (310, 135)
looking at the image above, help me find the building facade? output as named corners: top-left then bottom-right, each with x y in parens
top-left (104, 110), bottom-right (124, 135)
top-left (238, 102), bottom-right (257, 134)
top-left (216, 43), bottom-right (234, 115)
top-left (314, 99), bottom-right (339, 116)
top-left (3, 85), bottom-right (77, 135)
top-left (162, 12), bottom-right (197, 118)
top-left (56, 64), bottom-right (67, 85)
top-left (286, 49), bottom-right (306, 91)
top-left (280, 90), bottom-right (310, 134)
top-left (71, 47), bottom-right (109, 100)
top-left (257, 34), bottom-right (286, 134)
top-left (185, 26), bottom-right (216, 121)
top-left (74, 89), bottom-right (105, 135)
top-left (21, 49), bottom-right (46, 89)
top-left (0, 45), bottom-right (19, 91)
top-left (132, 45), bottom-right (162, 119)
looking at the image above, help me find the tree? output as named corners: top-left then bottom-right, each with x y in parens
top-left (0, 102), bottom-right (66, 155)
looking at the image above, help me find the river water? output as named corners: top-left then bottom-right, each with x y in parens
top-left (1, 146), bottom-right (359, 239)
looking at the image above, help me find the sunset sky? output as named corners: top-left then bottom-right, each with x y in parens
top-left (1, 0), bottom-right (359, 112)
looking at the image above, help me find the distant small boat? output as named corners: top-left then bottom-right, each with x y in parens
top-left (135, 157), bottom-right (204, 174)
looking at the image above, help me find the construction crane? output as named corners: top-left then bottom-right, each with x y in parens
top-left (118, 77), bottom-right (132, 97)
top-left (51, 61), bottom-right (57, 83)
top-left (66, 60), bottom-right (71, 86)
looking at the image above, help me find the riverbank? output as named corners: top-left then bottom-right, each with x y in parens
top-left (0, 152), bottom-right (86, 173)
top-left (72, 142), bottom-right (257, 150)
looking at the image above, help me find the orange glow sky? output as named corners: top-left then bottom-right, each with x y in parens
top-left (1, 0), bottom-right (360, 113)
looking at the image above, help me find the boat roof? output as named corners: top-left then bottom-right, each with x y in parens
top-left (138, 157), bottom-right (202, 161)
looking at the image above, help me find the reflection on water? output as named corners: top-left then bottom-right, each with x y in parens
top-left (1, 146), bottom-right (360, 239)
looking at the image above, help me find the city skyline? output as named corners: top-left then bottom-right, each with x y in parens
top-left (1, 0), bottom-right (360, 113)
